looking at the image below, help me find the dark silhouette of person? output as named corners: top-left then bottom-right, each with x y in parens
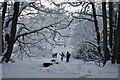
top-left (52, 53), bottom-right (58, 58)
top-left (52, 53), bottom-right (54, 58)
top-left (66, 51), bottom-right (71, 62)
top-left (59, 52), bottom-right (65, 61)
top-left (54, 53), bottom-right (58, 58)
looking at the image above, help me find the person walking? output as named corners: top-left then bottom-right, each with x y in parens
top-left (60, 52), bottom-right (65, 61)
top-left (66, 51), bottom-right (71, 62)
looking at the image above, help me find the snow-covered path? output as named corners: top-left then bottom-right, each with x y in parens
top-left (2, 57), bottom-right (118, 78)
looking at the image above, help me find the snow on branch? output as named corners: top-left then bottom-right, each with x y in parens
top-left (72, 14), bottom-right (94, 22)
top-left (56, 18), bottom-right (74, 30)
top-left (84, 41), bottom-right (98, 48)
top-left (52, 1), bottom-right (83, 7)
top-left (46, 27), bottom-right (68, 37)
top-left (16, 18), bottom-right (67, 40)
top-left (84, 13), bottom-right (109, 18)
top-left (17, 22), bottom-right (30, 35)
top-left (4, 2), bottom-right (34, 28)
top-left (0, 2), bottom-right (3, 10)
top-left (29, 2), bottom-right (65, 14)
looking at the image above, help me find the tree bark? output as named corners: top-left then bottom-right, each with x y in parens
top-left (111, 8), bottom-right (118, 64)
top-left (116, 4), bottom-right (120, 64)
top-left (111, 3), bottom-right (120, 64)
top-left (0, 16), bottom-right (2, 56)
top-left (109, 2), bottom-right (113, 50)
top-left (90, 2), bottom-right (102, 58)
top-left (2, 2), bottom-right (7, 53)
top-left (2, 2), bottom-right (20, 63)
top-left (102, 2), bottom-right (110, 66)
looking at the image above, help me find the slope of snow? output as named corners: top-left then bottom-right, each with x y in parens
top-left (2, 57), bottom-right (118, 78)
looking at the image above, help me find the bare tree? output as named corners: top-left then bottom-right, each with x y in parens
top-left (0, 16), bottom-right (2, 56)
top-left (2, 2), bottom-right (20, 63)
top-left (2, 2), bottom-right (7, 53)
top-left (115, 3), bottom-right (120, 64)
top-left (108, 2), bottom-right (113, 50)
top-left (90, 2), bottom-right (102, 58)
top-left (102, 1), bottom-right (110, 66)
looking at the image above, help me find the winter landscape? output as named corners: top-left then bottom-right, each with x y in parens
top-left (0, 0), bottom-right (120, 78)
top-left (2, 55), bottom-right (118, 78)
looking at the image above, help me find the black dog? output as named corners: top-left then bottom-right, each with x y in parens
top-left (42, 63), bottom-right (53, 67)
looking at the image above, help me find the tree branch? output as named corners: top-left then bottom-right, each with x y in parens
top-left (16, 17), bottom-right (67, 40)
top-left (52, 1), bottom-right (83, 7)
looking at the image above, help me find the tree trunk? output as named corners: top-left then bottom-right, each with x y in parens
top-left (116, 4), bottom-right (120, 64)
top-left (109, 2), bottom-right (113, 50)
top-left (108, 2), bottom-right (114, 64)
top-left (111, 8), bottom-right (118, 64)
top-left (2, 2), bottom-right (20, 63)
top-left (2, 2), bottom-right (7, 53)
top-left (111, 3), bottom-right (120, 64)
top-left (91, 2), bottom-right (102, 58)
top-left (0, 16), bottom-right (2, 56)
top-left (102, 2), bottom-right (110, 66)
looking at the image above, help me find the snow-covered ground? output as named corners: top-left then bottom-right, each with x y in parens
top-left (0, 63), bottom-right (2, 79)
top-left (2, 57), bottom-right (118, 78)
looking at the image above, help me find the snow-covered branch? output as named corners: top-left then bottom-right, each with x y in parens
top-left (52, 1), bottom-right (83, 7)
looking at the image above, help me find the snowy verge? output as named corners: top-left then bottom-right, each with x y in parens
top-left (2, 58), bottom-right (118, 78)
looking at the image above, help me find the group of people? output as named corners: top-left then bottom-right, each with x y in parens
top-left (52, 51), bottom-right (71, 62)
